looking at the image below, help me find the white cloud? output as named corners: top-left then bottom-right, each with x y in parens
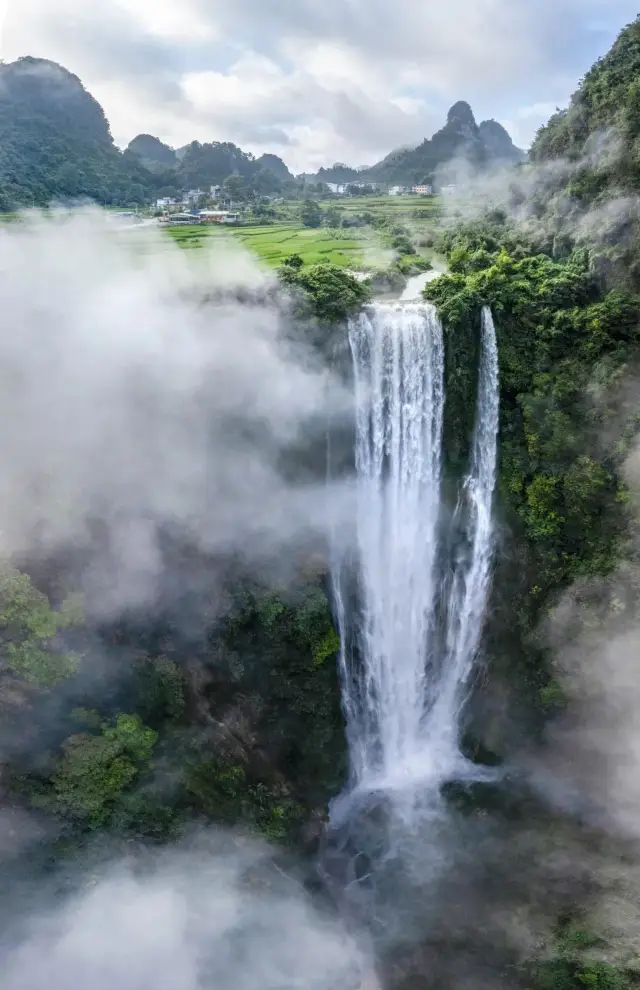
top-left (112, 0), bottom-right (219, 42)
top-left (2, 0), bottom-right (638, 170)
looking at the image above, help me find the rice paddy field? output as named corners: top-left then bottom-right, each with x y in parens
top-left (162, 195), bottom-right (445, 267)
top-left (165, 222), bottom-right (372, 268)
top-left (333, 194), bottom-right (442, 221)
top-left (0, 195), bottom-right (445, 269)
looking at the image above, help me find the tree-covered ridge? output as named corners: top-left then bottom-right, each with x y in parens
top-left (507, 16), bottom-right (640, 293)
top-left (0, 57), bottom-right (169, 209)
top-left (0, 58), bottom-right (295, 210)
top-left (426, 216), bottom-right (638, 684)
top-left (126, 134), bottom-right (177, 170)
top-left (0, 55), bottom-right (523, 209)
top-left (172, 140), bottom-right (293, 193)
top-left (424, 213), bottom-right (640, 989)
top-left (362, 101), bottom-right (525, 185)
top-left (531, 16), bottom-right (640, 166)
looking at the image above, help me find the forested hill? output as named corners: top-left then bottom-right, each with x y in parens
top-left (0, 57), bottom-right (168, 209)
top-left (0, 57), bottom-right (522, 208)
top-left (361, 101), bottom-right (525, 185)
top-left (0, 57), bottom-right (295, 209)
top-left (531, 16), bottom-right (640, 168)
top-left (499, 15), bottom-right (640, 291)
top-left (125, 134), bottom-right (177, 171)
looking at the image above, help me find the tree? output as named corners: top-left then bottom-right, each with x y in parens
top-left (251, 166), bottom-right (282, 197)
top-left (41, 713), bottom-right (158, 828)
top-left (0, 567), bottom-right (84, 688)
top-left (281, 253), bottom-right (304, 271)
top-left (300, 199), bottom-right (322, 228)
top-left (223, 174), bottom-right (247, 202)
top-left (325, 207), bottom-right (343, 228)
top-left (279, 262), bottom-right (371, 322)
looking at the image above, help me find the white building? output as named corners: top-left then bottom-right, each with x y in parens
top-left (326, 182), bottom-right (347, 195)
top-left (412, 184), bottom-right (433, 195)
top-left (156, 197), bottom-right (178, 208)
top-left (389, 186), bottom-right (409, 196)
top-left (440, 184), bottom-right (457, 196)
top-left (198, 210), bottom-right (242, 224)
top-left (182, 188), bottom-right (205, 204)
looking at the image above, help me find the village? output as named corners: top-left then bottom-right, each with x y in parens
top-left (153, 178), bottom-right (452, 226)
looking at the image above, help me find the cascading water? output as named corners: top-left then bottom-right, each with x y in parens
top-left (334, 301), bottom-right (499, 802)
top-left (426, 305), bottom-right (500, 762)
top-left (341, 302), bottom-right (445, 788)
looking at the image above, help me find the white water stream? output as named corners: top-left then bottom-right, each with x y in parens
top-left (335, 302), bottom-right (499, 800)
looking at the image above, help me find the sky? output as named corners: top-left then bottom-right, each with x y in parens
top-left (1, 0), bottom-right (639, 173)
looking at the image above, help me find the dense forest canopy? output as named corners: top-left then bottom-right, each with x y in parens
top-left (125, 134), bottom-right (178, 171)
top-left (0, 57), bottom-right (167, 208)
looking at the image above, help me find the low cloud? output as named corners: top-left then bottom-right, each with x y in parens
top-left (0, 832), bottom-right (371, 990)
top-left (0, 209), bottom-right (353, 615)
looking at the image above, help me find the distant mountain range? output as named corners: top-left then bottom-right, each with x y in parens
top-left (304, 102), bottom-right (524, 187)
top-left (0, 56), bottom-right (524, 210)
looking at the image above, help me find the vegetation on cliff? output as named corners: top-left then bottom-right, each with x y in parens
top-left (2, 564), bottom-right (343, 849)
top-left (419, 20), bottom-right (640, 986)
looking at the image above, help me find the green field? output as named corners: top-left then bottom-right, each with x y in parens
top-left (0, 195), bottom-right (444, 271)
top-left (165, 221), bottom-right (373, 268)
top-left (335, 194), bottom-right (441, 218)
top-left (162, 196), bottom-right (444, 268)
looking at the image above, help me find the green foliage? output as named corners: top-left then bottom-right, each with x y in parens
top-left (0, 567), bottom-right (83, 687)
top-left (176, 141), bottom-right (292, 194)
top-left (133, 655), bottom-right (185, 726)
top-left (223, 174), bottom-right (247, 201)
top-left (127, 134), bottom-right (177, 170)
top-left (394, 255), bottom-right (433, 276)
top-left (35, 714), bottom-right (158, 828)
top-left (325, 207), bottom-right (343, 228)
top-left (281, 253), bottom-right (304, 271)
top-left (216, 580), bottom-right (346, 806)
top-left (362, 101), bottom-right (523, 186)
top-left (0, 58), bottom-right (295, 208)
top-left (279, 262), bottom-right (371, 322)
top-left (531, 17), bottom-right (640, 169)
top-left (425, 228), bottom-right (639, 711)
top-left (300, 199), bottom-right (323, 228)
top-left (524, 17), bottom-right (640, 292)
top-left (532, 960), bottom-right (631, 990)
top-left (312, 627), bottom-right (340, 667)
top-left (0, 57), bottom-right (166, 207)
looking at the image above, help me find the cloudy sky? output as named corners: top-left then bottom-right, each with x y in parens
top-left (1, 0), bottom-right (638, 172)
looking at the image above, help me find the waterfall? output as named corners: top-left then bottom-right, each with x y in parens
top-left (425, 305), bottom-right (500, 760)
top-left (335, 302), bottom-right (499, 799)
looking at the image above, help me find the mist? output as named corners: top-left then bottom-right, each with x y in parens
top-left (431, 124), bottom-right (636, 267)
top-left (0, 831), bottom-right (370, 990)
top-left (0, 208), bottom-right (353, 615)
